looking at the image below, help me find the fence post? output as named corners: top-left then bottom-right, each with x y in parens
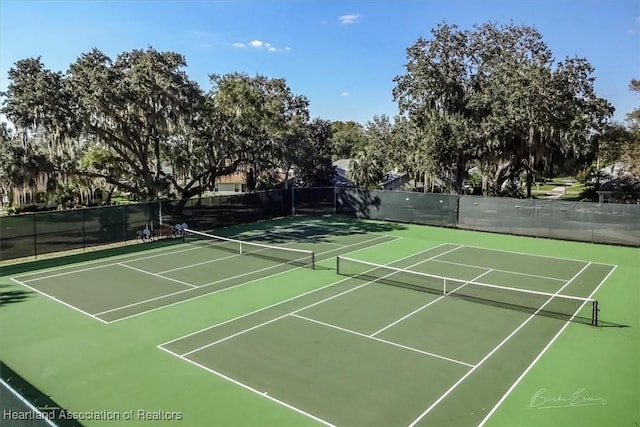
top-left (81, 208), bottom-right (86, 251)
top-left (291, 186), bottom-right (295, 216)
top-left (123, 205), bottom-right (128, 244)
top-left (32, 213), bottom-right (37, 260)
top-left (334, 186), bottom-right (337, 215)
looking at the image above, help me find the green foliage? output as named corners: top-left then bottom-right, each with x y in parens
top-left (392, 22), bottom-right (613, 196)
top-left (623, 79), bottom-right (640, 177)
top-left (330, 121), bottom-right (366, 160)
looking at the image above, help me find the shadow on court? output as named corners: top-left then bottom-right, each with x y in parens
top-left (0, 361), bottom-right (82, 427)
top-left (0, 285), bottom-right (32, 307)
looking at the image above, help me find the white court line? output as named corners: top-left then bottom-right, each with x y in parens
top-left (157, 346), bottom-right (336, 427)
top-left (15, 243), bottom-right (205, 282)
top-left (0, 378), bottom-right (58, 427)
top-left (291, 314), bottom-right (474, 368)
top-left (157, 252), bottom-right (246, 274)
top-left (477, 265), bottom-right (617, 427)
top-left (255, 229), bottom-right (347, 247)
top-left (117, 263), bottom-right (198, 289)
top-left (18, 244), bottom-right (206, 282)
top-left (156, 240), bottom-right (300, 274)
top-left (450, 242), bottom-right (617, 267)
top-left (369, 269), bottom-right (495, 337)
top-left (96, 247), bottom-right (327, 317)
top-left (10, 277), bottom-right (109, 324)
top-left (406, 261), bottom-right (593, 427)
top-left (180, 245), bottom-right (464, 357)
top-left (103, 234), bottom-right (399, 322)
top-left (429, 258), bottom-right (568, 282)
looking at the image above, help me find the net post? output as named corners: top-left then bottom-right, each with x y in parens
top-left (239, 241), bottom-right (243, 255)
top-left (336, 256), bottom-right (340, 275)
top-left (311, 252), bottom-right (315, 270)
top-left (592, 300), bottom-right (599, 326)
top-left (443, 278), bottom-right (446, 295)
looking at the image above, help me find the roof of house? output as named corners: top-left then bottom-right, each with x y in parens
top-left (597, 178), bottom-right (640, 194)
top-left (216, 172), bottom-right (246, 184)
top-left (381, 172), bottom-right (408, 186)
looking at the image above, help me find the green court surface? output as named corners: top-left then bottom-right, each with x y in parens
top-left (0, 216), bottom-right (638, 427)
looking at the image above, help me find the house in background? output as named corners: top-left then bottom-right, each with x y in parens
top-left (596, 178), bottom-right (640, 203)
top-left (214, 172), bottom-right (247, 194)
top-left (381, 172), bottom-right (410, 191)
top-left (332, 159), bottom-right (355, 187)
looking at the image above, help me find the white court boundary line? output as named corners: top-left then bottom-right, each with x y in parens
top-left (10, 277), bottom-right (109, 324)
top-left (406, 261), bottom-right (593, 427)
top-left (429, 258), bottom-right (568, 282)
top-left (369, 269), bottom-right (495, 337)
top-left (449, 242), bottom-right (616, 267)
top-left (14, 243), bottom-right (205, 281)
top-left (102, 234), bottom-right (400, 322)
top-left (0, 378), bottom-right (58, 427)
top-left (477, 264), bottom-right (618, 427)
top-left (156, 240), bottom-right (301, 274)
top-left (157, 346), bottom-right (336, 427)
top-left (178, 245), bottom-right (463, 357)
top-left (291, 314), bottom-right (475, 368)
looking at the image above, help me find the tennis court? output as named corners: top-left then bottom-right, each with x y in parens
top-left (2, 215), bottom-right (632, 427)
top-left (10, 222), bottom-right (399, 323)
top-left (155, 235), bottom-right (615, 427)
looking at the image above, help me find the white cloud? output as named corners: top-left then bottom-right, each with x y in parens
top-left (233, 39), bottom-right (290, 52)
top-left (203, 43), bottom-right (215, 48)
top-left (627, 29), bottom-right (638, 35)
top-left (339, 14), bottom-right (361, 24)
top-left (341, 92), bottom-right (350, 97)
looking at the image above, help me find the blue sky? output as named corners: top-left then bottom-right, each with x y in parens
top-left (1, 0), bottom-right (638, 124)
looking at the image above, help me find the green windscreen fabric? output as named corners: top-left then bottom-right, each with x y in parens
top-left (0, 215), bottom-right (36, 259)
top-left (336, 188), bottom-right (458, 227)
top-left (458, 197), bottom-right (640, 246)
top-left (293, 187), bottom-right (336, 215)
top-left (34, 210), bottom-right (84, 256)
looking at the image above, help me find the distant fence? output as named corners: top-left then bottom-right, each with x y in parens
top-left (335, 188), bottom-right (640, 247)
top-left (2, 187), bottom-right (638, 261)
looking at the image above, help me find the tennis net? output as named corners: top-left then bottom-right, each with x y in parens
top-left (336, 256), bottom-right (598, 325)
top-left (184, 229), bottom-right (315, 269)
